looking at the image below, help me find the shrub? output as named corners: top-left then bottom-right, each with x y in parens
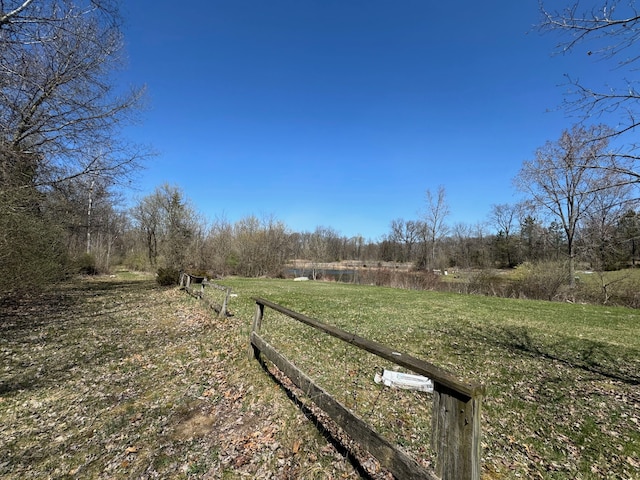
top-left (156, 267), bottom-right (180, 286)
top-left (467, 269), bottom-right (508, 296)
top-left (124, 253), bottom-right (148, 272)
top-left (511, 261), bottom-right (569, 301)
top-left (75, 253), bottom-right (99, 275)
top-left (0, 209), bottom-right (69, 295)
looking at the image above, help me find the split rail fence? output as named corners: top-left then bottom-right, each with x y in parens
top-left (179, 273), bottom-right (231, 317)
top-left (249, 297), bottom-right (485, 480)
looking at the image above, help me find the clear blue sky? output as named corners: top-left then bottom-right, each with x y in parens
top-left (119, 1), bottom-right (602, 240)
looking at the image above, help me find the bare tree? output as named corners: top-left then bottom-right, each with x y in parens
top-left (616, 209), bottom-right (640, 266)
top-left (515, 124), bottom-right (618, 286)
top-left (203, 216), bottom-right (234, 275)
top-left (45, 172), bottom-right (122, 264)
top-left (132, 195), bottom-right (160, 267)
top-left (230, 215), bottom-right (290, 277)
top-left (489, 203), bottom-right (520, 267)
top-left (581, 180), bottom-right (638, 269)
top-left (419, 186), bottom-right (450, 269)
top-left (303, 226), bottom-right (341, 278)
top-left (539, 1), bottom-right (640, 185)
top-left (131, 185), bottom-right (199, 271)
top-left (0, 0), bottom-right (146, 290)
top-left (389, 218), bottom-right (421, 263)
top-left (450, 222), bottom-right (473, 269)
top-left (0, 0), bottom-right (146, 190)
top-left (204, 214), bottom-right (304, 278)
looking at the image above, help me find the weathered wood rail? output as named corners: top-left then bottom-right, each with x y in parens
top-left (249, 297), bottom-right (485, 480)
top-left (179, 273), bottom-right (231, 317)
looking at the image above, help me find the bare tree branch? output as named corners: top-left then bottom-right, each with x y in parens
top-left (539, 1), bottom-right (640, 182)
top-left (0, 0), bottom-right (35, 26)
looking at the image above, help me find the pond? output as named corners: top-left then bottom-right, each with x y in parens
top-left (286, 268), bottom-right (360, 283)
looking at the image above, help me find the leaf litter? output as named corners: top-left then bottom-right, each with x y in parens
top-left (0, 275), bottom-right (365, 479)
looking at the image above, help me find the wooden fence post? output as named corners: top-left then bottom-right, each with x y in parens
top-left (431, 382), bottom-right (482, 480)
top-left (219, 288), bottom-right (230, 318)
top-left (249, 301), bottom-right (265, 360)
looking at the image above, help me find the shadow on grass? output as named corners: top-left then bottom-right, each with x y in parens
top-left (0, 277), bottom-right (160, 396)
top-left (256, 355), bottom-right (383, 480)
top-left (486, 325), bottom-right (640, 386)
top-left (76, 277), bottom-right (159, 293)
top-left (0, 278), bottom-right (158, 329)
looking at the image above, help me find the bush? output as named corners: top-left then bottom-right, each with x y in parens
top-left (511, 261), bottom-right (569, 301)
top-left (0, 208), bottom-right (69, 295)
top-left (156, 267), bottom-right (180, 286)
top-left (74, 253), bottom-right (99, 275)
top-left (464, 269), bottom-right (508, 296)
top-left (124, 253), bottom-right (148, 272)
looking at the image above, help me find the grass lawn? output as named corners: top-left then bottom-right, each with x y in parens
top-left (1, 273), bottom-right (638, 479)
top-left (218, 277), bottom-right (640, 479)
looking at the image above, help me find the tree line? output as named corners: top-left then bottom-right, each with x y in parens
top-left (112, 179), bottom-right (638, 281)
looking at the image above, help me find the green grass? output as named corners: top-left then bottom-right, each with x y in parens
top-left (217, 277), bottom-right (640, 479)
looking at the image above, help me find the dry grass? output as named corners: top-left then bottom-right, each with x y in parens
top-left (0, 273), bottom-right (365, 479)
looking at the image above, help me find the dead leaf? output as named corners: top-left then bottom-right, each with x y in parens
top-left (233, 455), bottom-right (250, 467)
top-left (292, 439), bottom-right (302, 453)
top-left (130, 412), bottom-right (143, 423)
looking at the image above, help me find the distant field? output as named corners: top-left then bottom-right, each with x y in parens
top-left (1, 274), bottom-right (638, 479)
top-left (219, 277), bottom-right (640, 479)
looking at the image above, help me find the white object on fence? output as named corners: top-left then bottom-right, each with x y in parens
top-left (374, 369), bottom-right (433, 393)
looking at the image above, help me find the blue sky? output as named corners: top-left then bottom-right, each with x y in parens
top-left (119, 1), bottom-right (603, 240)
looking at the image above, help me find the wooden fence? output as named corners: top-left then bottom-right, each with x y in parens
top-left (179, 273), bottom-right (231, 317)
top-left (249, 297), bottom-right (485, 480)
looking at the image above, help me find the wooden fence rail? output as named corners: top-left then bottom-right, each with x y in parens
top-left (179, 273), bottom-right (231, 317)
top-left (249, 297), bottom-right (485, 480)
